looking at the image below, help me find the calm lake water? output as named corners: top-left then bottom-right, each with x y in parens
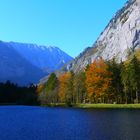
top-left (0, 106), bottom-right (140, 140)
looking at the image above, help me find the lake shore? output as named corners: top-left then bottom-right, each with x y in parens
top-left (75, 104), bottom-right (140, 109)
top-left (44, 103), bottom-right (140, 109)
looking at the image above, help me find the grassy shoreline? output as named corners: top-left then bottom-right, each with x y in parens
top-left (74, 104), bottom-right (140, 109)
top-left (43, 103), bottom-right (140, 109)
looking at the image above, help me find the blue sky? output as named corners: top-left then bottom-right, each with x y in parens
top-left (0, 0), bottom-right (127, 57)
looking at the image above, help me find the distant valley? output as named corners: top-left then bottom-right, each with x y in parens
top-left (0, 41), bottom-right (73, 85)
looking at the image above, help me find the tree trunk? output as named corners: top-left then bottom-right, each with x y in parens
top-left (136, 89), bottom-right (138, 103)
top-left (125, 89), bottom-right (127, 104)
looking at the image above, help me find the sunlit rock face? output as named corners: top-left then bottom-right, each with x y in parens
top-left (63, 0), bottom-right (140, 73)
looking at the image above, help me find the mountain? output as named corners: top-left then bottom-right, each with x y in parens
top-left (9, 42), bottom-right (73, 72)
top-left (0, 41), bottom-right (73, 85)
top-left (60, 0), bottom-right (140, 73)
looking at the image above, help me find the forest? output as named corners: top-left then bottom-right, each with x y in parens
top-left (0, 81), bottom-right (39, 105)
top-left (37, 55), bottom-right (140, 106)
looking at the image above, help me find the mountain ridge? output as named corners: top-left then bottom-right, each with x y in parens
top-left (59, 0), bottom-right (140, 73)
top-left (0, 40), bottom-right (73, 85)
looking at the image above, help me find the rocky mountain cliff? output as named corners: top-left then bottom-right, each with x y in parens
top-left (0, 41), bottom-right (73, 85)
top-left (62, 0), bottom-right (140, 73)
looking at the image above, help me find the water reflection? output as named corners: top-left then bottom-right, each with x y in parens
top-left (0, 106), bottom-right (139, 140)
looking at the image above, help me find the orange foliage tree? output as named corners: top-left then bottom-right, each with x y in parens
top-left (36, 84), bottom-right (45, 95)
top-left (85, 58), bottom-right (112, 103)
top-left (58, 72), bottom-right (72, 103)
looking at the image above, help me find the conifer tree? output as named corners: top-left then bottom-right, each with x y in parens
top-left (128, 55), bottom-right (140, 103)
top-left (107, 58), bottom-right (123, 103)
top-left (45, 73), bottom-right (58, 103)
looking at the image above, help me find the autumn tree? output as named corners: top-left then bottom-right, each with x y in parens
top-left (58, 72), bottom-right (73, 105)
top-left (85, 58), bottom-right (112, 103)
top-left (37, 84), bottom-right (45, 94)
top-left (37, 83), bottom-right (46, 105)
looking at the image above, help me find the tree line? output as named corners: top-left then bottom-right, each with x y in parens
top-left (0, 81), bottom-right (39, 105)
top-left (38, 55), bottom-right (140, 105)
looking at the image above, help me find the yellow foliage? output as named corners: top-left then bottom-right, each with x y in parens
top-left (37, 84), bottom-right (45, 94)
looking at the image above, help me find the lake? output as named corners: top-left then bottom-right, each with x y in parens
top-left (0, 106), bottom-right (140, 140)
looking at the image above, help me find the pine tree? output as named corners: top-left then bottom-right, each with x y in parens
top-left (121, 63), bottom-right (130, 104)
top-left (45, 73), bottom-right (58, 103)
top-left (45, 73), bottom-right (58, 92)
top-left (129, 55), bottom-right (140, 103)
top-left (107, 58), bottom-right (123, 103)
